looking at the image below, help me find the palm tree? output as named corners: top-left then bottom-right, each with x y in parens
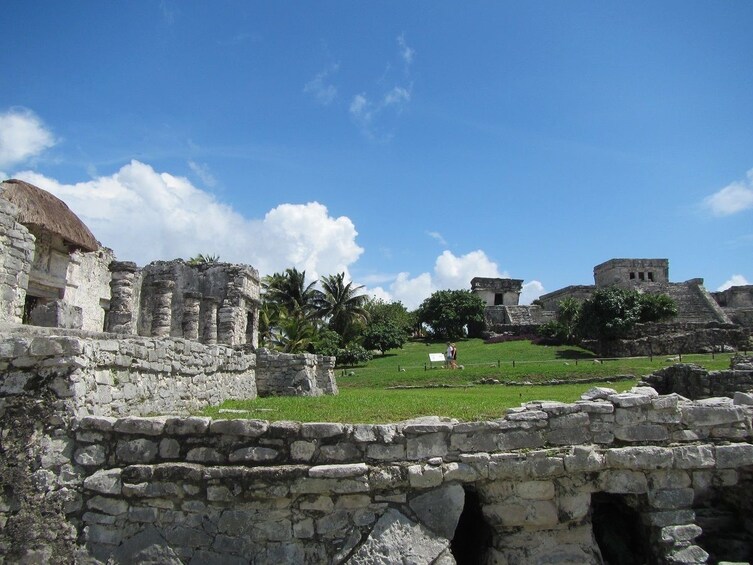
top-left (313, 273), bottom-right (369, 341)
top-left (269, 310), bottom-right (316, 353)
top-left (262, 268), bottom-right (319, 322)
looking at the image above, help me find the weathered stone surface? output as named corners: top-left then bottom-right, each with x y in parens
top-left (345, 509), bottom-right (448, 565)
top-left (83, 469), bottom-right (122, 495)
top-left (408, 484), bottom-right (464, 538)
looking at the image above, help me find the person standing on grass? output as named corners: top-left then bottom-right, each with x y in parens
top-left (450, 343), bottom-right (458, 369)
top-left (446, 342), bottom-right (454, 369)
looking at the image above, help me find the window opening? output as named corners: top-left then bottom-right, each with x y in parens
top-left (638, 272), bottom-right (645, 281)
top-left (629, 272), bottom-right (635, 280)
top-left (494, 293), bottom-right (505, 306)
top-left (647, 272), bottom-right (654, 281)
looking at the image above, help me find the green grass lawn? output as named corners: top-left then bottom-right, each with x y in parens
top-left (202, 338), bottom-right (736, 423)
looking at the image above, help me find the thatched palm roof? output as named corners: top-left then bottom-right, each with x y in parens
top-left (0, 179), bottom-right (99, 252)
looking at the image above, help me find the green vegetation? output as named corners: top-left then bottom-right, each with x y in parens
top-left (204, 338), bottom-right (735, 423)
top-left (540, 288), bottom-right (678, 344)
top-left (416, 289), bottom-right (485, 339)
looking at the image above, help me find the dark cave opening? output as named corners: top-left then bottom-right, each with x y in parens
top-left (591, 493), bottom-right (651, 565)
top-left (450, 487), bottom-right (492, 565)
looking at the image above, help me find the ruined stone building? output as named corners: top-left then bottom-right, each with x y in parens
top-left (0, 179), bottom-right (261, 348)
top-left (0, 179), bottom-right (112, 331)
top-left (712, 284), bottom-right (753, 329)
top-left (539, 258), bottom-right (730, 325)
top-left (471, 277), bottom-right (554, 332)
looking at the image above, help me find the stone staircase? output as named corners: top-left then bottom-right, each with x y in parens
top-left (659, 281), bottom-right (732, 324)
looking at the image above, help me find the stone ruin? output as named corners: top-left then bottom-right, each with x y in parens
top-left (2, 343), bottom-right (753, 564)
top-left (0, 179), bottom-right (335, 401)
top-left (2, 179), bottom-right (753, 564)
top-left (471, 277), bottom-right (554, 335)
top-left (483, 257), bottom-right (750, 355)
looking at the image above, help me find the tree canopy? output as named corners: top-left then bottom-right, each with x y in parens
top-left (416, 289), bottom-right (485, 340)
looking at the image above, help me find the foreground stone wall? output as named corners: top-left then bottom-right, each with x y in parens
top-left (3, 357), bottom-right (753, 564)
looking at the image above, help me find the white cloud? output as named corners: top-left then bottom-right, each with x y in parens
top-left (384, 86), bottom-right (411, 108)
top-left (0, 108), bottom-right (56, 169)
top-left (14, 160), bottom-right (363, 281)
top-left (717, 274), bottom-right (750, 291)
top-left (520, 280), bottom-right (546, 305)
top-left (304, 65), bottom-right (339, 105)
top-left (426, 231), bottom-right (447, 246)
top-left (704, 169), bottom-right (753, 216)
top-left (367, 250), bottom-right (508, 309)
top-left (434, 250), bottom-right (506, 290)
top-left (187, 160), bottom-right (217, 188)
top-left (397, 33), bottom-right (414, 66)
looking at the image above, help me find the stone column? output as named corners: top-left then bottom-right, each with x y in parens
top-left (150, 280), bottom-right (175, 337)
top-left (107, 261), bottom-right (139, 334)
top-left (201, 297), bottom-right (220, 345)
top-left (182, 292), bottom-right (202, 341)
top-left (217, 302), bottom-right (237, 345)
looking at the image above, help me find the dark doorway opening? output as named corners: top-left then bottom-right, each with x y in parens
top-left (695, 477), bottom-right (753, 564)
top-left (494, 293), bottom-right (504, 306)
top-left (451, 487), bottom-right (492, 565)
top-left (22, 295), bottom-right (41, 324)
top-left (591, 493), bottom-right (650, 565)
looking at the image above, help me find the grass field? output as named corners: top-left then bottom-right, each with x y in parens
top-left (202, 338), bottom-right (736, 424)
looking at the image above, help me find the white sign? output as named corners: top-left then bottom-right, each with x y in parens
top-left (428, 353), bottom-right (445, 363)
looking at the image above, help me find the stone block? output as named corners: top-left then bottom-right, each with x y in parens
top-left (290, 440), bottom-right (316, 462)
top-left (409, 484), bottom-right (464, 538)
top-left (408, 464), bottom-right (443, 488)
top-left (681, 405), bottom-right (744, 427)
top-left (114, 417), bottom-right (167, 436)
top-left (484, 500), bottom-right (559, 528)
top-left (229, 447), bottom-right (278, 463)
top-left (84, 469), bottom-right (122, 495)
top-left (407, 432), bottom-right (448, 460)
top-left (164, 417), bottom-right (211, 435)
top-left (515, 480), bottom-right (555, 500)
top-left (660, 524), bottom-right (702, 544)
top-left (186, 447), bottom-right (225, 464)
top-left (211, 418), bottom-right (269, 437)
top-left (613, 424), bottom-right (669, 442)
top-left (301, 422), bottom-right (345, 439)
top-left (715, 444), bottom-right (753, 468)
top-left (366, 444), bottom-right (405, 461)
top-left (309, 463), bottom-right (368, 479)
top-left (605, 446), bottom-right (673, 470)
top-left (564, 446), bottom-right (605, 473)
top-left (649, 488), bottom-right (694, 510)
top-left (672, 445), bottom-right (714, 469)
top-left (442, 462), bottom-right (479, 483)
top-left (600, 470), bottom-right (648, 494)
top-left (646, 509), bottom-right (695, 528)
top-left (116, 439), bottom-right (158, 464)
top-left (87, 495), bottom-right (129, 516)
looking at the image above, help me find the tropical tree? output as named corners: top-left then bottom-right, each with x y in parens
top-left (262, 268), bottom-right (319, 322)
top-left (187, 253), bottom-right (220, 265)
top-left (268, 311), bottom-right (316, 353)
top-left (361, 299), bottom-right (413, 354)
top-left (313, 273), bottom-right (369, 342)
top-left (416, 290), bottom-right (485, 340)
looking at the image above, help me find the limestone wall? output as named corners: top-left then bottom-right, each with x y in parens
top-left (0, 197), bottom-right (34, 323)
top-left (641, 362), bottom-right (753, 401)
top-left (256, 348), bottom-right (337, 397)
top-left (4, 356), bottom-right (753, 563)
top-left (0, 334), bottom-right (257, 418)
top-left (64, 248), bottom-right (113, 332)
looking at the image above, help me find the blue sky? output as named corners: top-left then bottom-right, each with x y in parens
top-left (2, 1), bottom-right (752, 308)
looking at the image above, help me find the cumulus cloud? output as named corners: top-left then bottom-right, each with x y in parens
top-left (304, 64), bottom-right (339, 105)
top-left (704, 169), bottom-right (753, 216)
top-left (14, 160), bottom-right (363, 280)
top-left (717, 274), bottom-right (750, 291)
top-left (368, 250), bottom-right (509, 309)
top-left (0, 108), bottom-right (56, 169)
top-left (520, 280), bottom-right (546, 305)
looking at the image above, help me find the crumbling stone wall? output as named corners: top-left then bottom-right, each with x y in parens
top-left (0, 334), bottom-right (258, 418)
top-left (586, 322), bottom-right (747, 357)
top-left (640, 360), bottom-right (753, 401)
top-left (0, 197), bottom-right (34, 323)
top-left (4, 355), bottom-right (753, 564)
top-left (256, 348), bottom-right (337, 397)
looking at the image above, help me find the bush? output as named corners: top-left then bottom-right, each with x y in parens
top-left (335, 344), bottom-right (373, 367)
